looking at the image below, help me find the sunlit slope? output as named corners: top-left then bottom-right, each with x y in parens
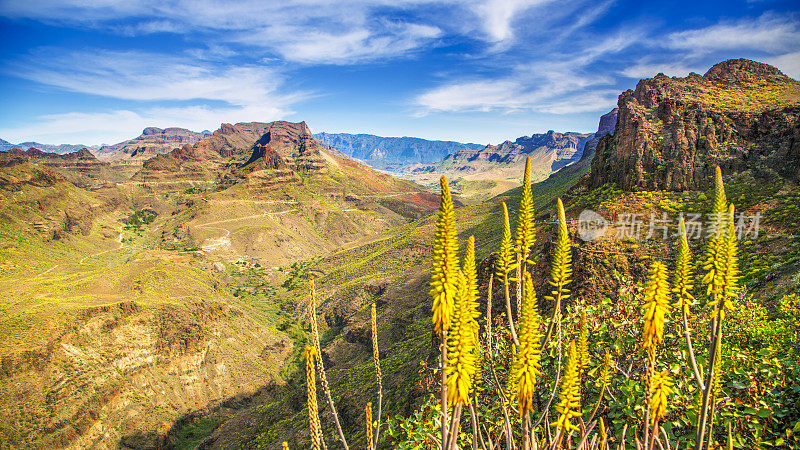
top-left (202, 161), bottom-right (589, 448)
top-left (0, 157), bottom-right (291, 448)
top-left (139, 121), bottom-right (440, 267)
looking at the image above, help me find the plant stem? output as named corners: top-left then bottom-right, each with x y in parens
top-left (447, 403), bottom-right (464, 450)
top-left (523, 413), bottom-right (530, 450)
top-left (504, 281), bottom-right (521, 347)
top-left (469, 402), bottom-right (484, 450)
top-left (487, 345), bottom-right (516, 450)
top-left (682, 309), bottom-right (706, 391)
top-left (695, 303), bottom-right (723, 450)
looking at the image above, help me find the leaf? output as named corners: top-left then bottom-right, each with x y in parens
top-left (757, 408), bottom-right (772, 418)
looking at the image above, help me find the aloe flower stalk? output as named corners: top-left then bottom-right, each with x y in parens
top-left (578, 310), bottom-right (589, 377)
top-left (512, 271), bottom-right (542, 415)
top-left (514, 156), bottom-right (536, 321)
top-left (305, 346), bottom-right (323, 450)
top-left (445, 236), bottom-right (480, 406)
top-left (496, 202), bottom-right (520, 346)
top-left (552, 341), bottom-right (581, 442)
top-left (642, 261), bottom-right (671, 356)
top-left (431, 175), bottom-right (459, 334)
top-left (542, 198), bottom-right (572, 350)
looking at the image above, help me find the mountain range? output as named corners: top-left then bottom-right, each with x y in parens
top-left (314, 132), bottom-right (484, 168)
top-left (0, 138), bottom-right (98, 154)
top-left (399, 108), bottom-right (617, 200)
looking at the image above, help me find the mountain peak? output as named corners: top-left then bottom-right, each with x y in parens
top-left (704, 58), bottom-right (791, 84)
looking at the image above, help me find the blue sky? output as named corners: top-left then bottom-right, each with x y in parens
top-left (1, 0), bottom-right (798, 146)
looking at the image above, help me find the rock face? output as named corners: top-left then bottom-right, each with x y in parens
top-left (96, 127), bottom-right (212, 161)
top-left (315, 132), bottom-right (483, 166)
top-left (590, 59), bottom-right (800, 191)
top-left (135, 121), bottom-right (327, 189)
top-left (245, 121), bottom-right (326, 172)
top-left (2, 147), bottom-right (109, 182)
top-left (580, 108), bottom-right (618, 164)
top-left (413, 128), bottom-right (595, 183)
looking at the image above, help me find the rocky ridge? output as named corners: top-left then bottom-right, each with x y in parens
top-left (590, 59), bottom-right (800, 191)
top-left (95, 127), bottom-right (212, 162)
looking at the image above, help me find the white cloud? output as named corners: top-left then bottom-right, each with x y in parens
top-left (666, 13), bottom-right (800, 54)
top-left (0, 0), bottom-right (549, 64)
top-left (413, 32), bottom-right (634, 114)
top-left (765, 51), bottom-right (800, 79)
top-left (0, 103), bottom-right (292, 145)
top-left (238, 22), bottom-right (443, 64)
top-left (14, 49), bottom-right (300, 107)
top-left (0, 48), bottom-right (307, 144)
top-left (469, 0), bottom-right (551, 42)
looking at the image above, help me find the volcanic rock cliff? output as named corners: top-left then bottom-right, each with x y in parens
top-left (431, 130), bottom-right (591, 173)
top-left (134, 121), bottom-right (323, 188)
top-left (590, 59), bottom-right (800, 191)
top-left (96, 127), bottom-right (212, 161)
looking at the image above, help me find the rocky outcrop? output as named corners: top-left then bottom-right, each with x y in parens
top-left (412, 129), bottom-right (594, 184)
top-left (590, 59), bottom-right (800, 191)
top-left (244, 121), bottom-right (326, 172)
top-left (580, 108), bottom-right (618, 164)
top-left (96, 127), bottom-right (212, 161)
top-left (0, 148), bottom-right (110, 188)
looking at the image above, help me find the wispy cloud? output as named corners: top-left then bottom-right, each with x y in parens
top-left (765, 51), bottom-right (800, 79)
top-left (0, 0), bottom-right (549, 64)
top-left (413, 31), bottom-right (636, 114)
top-left (666, 13), bottom-right (800, 54)
top-left (14, 49), bottom-right (302, 107)
top-left (0, 48), bottom-right (307, 144)
top-left (469, 0), bottom-right (553, 42)
top-left (237, 22), bottom-right (443, 64)
top-left (0, 104), bottom-right (294, 145)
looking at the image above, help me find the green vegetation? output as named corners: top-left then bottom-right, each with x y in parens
top-left (286, 164), bottom-right (800, 450)
top-left (171, 417), bottom-right (220, 450)
top-left (675, 78), bottom-right (800, 112)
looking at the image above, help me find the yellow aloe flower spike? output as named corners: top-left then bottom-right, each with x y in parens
top-left (720, 204), bottom-right (740, 317)
top-left (546, 198), bottom-right (572, 305)
top-left (513, 272), bottom-right (542, 414)
top-left (702, 166), bottom-right (728, 297)
top-left (282, 442), bottom-right (289, 450)
top-left (514, 156), bottom-right (536, 257)
top-left (673, 215), bottom-right (695, 314)
top-left (370, 303), bottom-right (382, 388)
top-left (305, 346), bottom-right (323, 450)
top-left (551, 341), bottom-right (581, 435)
top-left (431, 175), bottom-right (459, 334)
top-left (496, 202), bottom-right (518, 284)
top-left (642, 261), bottom-right (671, 353)
top-left (506, 343), bottom-right (518, 401)
top-left (445, 236), bottom-right (480, 406)
top-left (649, 370), bottom-right (673, 428)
